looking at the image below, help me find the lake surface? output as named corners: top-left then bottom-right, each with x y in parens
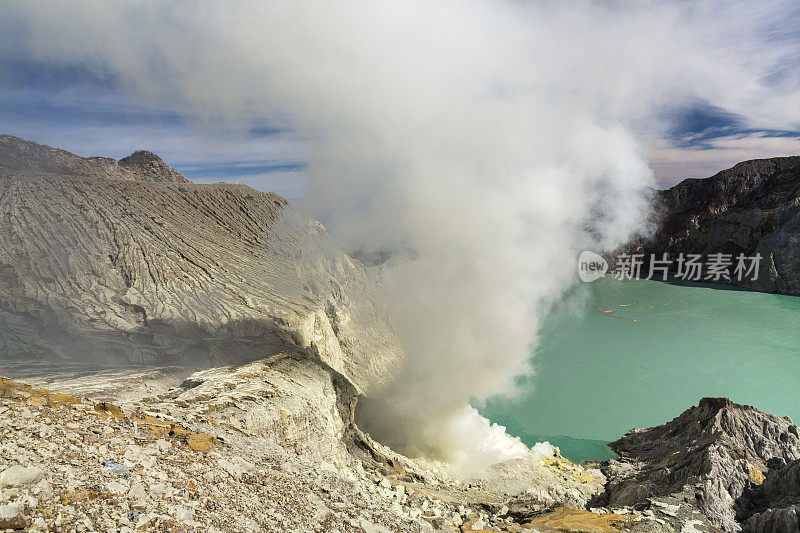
top-left (479, 278), bottom-right (800, 464)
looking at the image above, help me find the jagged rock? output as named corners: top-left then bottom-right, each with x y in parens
top-left (0, 134), bottom-right (405, 494)
top-left (0, 502), bottom-right (26, 530)
top-left (0, 134), bottom-right (402, 396)
top-left (762, 458), bottom-right (800, 508)
top-left (743, 505), bottom-right (800, 533)
top-left (0, 374), bottom-right (624, 532)
top-left (627, 156), bottom-right (800, 294)
top-left (0, 383), bottom-right (434, 532)
top-left (739, 458), bottom-right (800, 532)
top-left (475, 454), bottom-right (606, 520)
top-left (597, 397), bottom-right (800, 532)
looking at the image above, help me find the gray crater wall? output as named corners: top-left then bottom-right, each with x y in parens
top-left (0, 135), bottom-right (403, 396)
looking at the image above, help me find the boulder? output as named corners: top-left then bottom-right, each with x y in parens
top-left (0, 465), bottom-right (45, 488)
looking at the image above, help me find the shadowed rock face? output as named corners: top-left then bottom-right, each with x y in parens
top-left (744, 458), bottom-right (800, 532)
top-left (632, 156), bottom-right (800, 294)
top-left (0, 135), bottom-right (402, 396)
top-left (597, 397), bottom-right (800, 532)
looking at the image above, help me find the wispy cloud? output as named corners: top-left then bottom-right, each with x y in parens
top-left (650, 132), bottom-right (800, 186)
top-left (0, 53), bottom-right (308, 194)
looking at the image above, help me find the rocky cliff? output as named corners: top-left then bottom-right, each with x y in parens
top-left (632, 156), bottom-right (800, 294)
top-left (597, 397), bottom-right (800, 532)
top-left (0, 134), bottom-right (401, 396)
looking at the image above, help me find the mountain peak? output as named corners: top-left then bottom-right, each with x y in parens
top-left (602, 397), bottom-right (800, 531)
top-left (120, 150), bottom-right (166, 167)
top-left (118, 149), bottom-right (189, 183)
top-left (0, 134), bottom-right (190, 184)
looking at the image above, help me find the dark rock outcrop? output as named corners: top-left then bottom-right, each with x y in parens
top-left (0, 135), bottom-right (402, 396)
top-left (632, 156), bottom-right (800, 294)
top-left (596, 397), bottom-right (800, 532)
top-left (742, 457), bottom-right (800, 532)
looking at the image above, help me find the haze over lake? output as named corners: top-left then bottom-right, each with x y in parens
top-left (480, 278), bottom-right (800, 463)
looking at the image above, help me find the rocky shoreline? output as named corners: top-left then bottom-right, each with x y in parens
top-left (0, 370), bottom-right (612, 532)
top-left (3, 372), bottom-right (800, 532)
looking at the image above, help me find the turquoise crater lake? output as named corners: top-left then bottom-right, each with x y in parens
top-left (479, 278), bottom-right (800, 464)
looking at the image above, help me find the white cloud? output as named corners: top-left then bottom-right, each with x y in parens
top-left (649, 134), bottom-right (800, 187)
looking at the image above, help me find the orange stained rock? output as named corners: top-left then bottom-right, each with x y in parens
top-left (523, 505), bottom-right (636, 533)
top-left (2, 378), bottom-right (86, 408)
top-left (185, 432), bottom-right (216, 452)
top-left (49, 392), bottom-right (83, 406)
top-left (748, 463), bottom-right (766, 485)
top-left (0, 376), bottom-right (216, 453)
top-left (130, 413), bottom-right (172, 426)
top-left (59, 489), bottom-right (107, 505)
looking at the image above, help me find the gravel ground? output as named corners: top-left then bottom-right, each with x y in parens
top-left (0, 381), bottom-right (437, 532)
top-left (0, 376), bottom-right (654, 532)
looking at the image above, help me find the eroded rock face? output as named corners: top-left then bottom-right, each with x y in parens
top-left (742, 457), bottom-right (800, 532)
top-left (630, 156), bottom-right (800, 294)
top-left (150, 353), bottom-right (357, 462)
top-left (0, 135), bottom-right (402, 395)
top-left (597, 397), bottom-right (800, 532)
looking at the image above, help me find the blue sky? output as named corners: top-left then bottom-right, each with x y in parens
top-left (3, 58), bottom-right (798, 193)
top-left (0, 59), bottom-right (311, 200)
top-left (646, 102), bottom-right (800, 182)
top-left (667, 103), bottom-right (799, 150)
top-left (1, 2), bottom-right (799, 193)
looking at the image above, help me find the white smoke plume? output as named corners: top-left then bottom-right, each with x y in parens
top-left (6, 0), bottom-right (799, 465)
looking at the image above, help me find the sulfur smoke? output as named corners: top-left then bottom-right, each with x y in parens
top-left (7, 0), bottom-right (799, 467)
